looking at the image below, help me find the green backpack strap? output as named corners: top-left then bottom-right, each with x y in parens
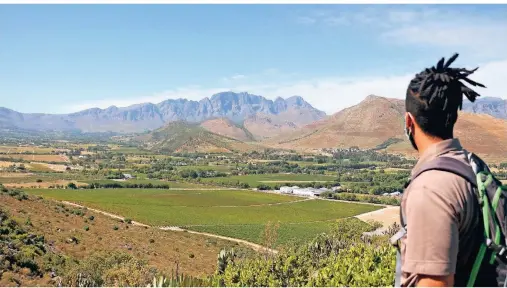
top-left (467, 172), bottom-right (507, 287)
top-left (467, 172), bottom-right (494, 287)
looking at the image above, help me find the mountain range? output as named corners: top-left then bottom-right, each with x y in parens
top-left (2, 93), bottom-right (507, 159)
top-left (267, 95), bottom-right (507, 161)
top-left (0, 92), bottom-right (326, 134)
top-left (462, 97), bottom-right (507, 119)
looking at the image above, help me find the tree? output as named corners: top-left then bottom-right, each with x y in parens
top-left (67, 182), bottom-right (77, 189)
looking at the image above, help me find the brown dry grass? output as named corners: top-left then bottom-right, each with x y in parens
top-left (244, 113), bottom-right (299, 140)
top-left (0, 145), bottom-right (54, 154)
top-left (30, 162), bottom-right (69, 172)
top-left (200, 118), bottom-right (251, 142)
top-left (268, 96), bottom-right (405, 150)
top-left (6, 154), bottom-right (68, 162)
top-left (0, 194), bottom-right (253, 279)
top-left (0, 161), bottom-right (21, 168)
top-left (3, 180), bottom-right (88, 189)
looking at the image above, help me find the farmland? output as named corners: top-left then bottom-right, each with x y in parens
top-left (4, 138), bottom-right (504, 286)
top-left (200, 173), bottom-right (337, 188)
top-left (26, 188), bottom-right (380, 246)
top-left (3, 154), bottom-right (68, 162)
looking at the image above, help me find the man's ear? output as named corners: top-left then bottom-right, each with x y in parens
top-left (405, 112), bottom-right (414, 130)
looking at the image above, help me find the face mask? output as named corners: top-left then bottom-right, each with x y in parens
top-left (405, 123), bottom-right (418, 151)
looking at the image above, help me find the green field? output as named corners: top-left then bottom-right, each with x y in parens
top-left (189, 221), bottom-right (344, 246)
top-left (26, 188), bottom-right (379, 246)
top-left (201, 173), bottom-right (338, 187)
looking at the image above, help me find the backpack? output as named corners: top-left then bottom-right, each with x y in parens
top-left (390, 152), bottom-right (507, 287)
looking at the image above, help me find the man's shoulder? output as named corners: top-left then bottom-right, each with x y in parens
top-left (408, 156), bottom-right (474, 207)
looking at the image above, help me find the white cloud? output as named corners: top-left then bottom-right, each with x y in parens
top-left (299, 6), bottom-right (507, 59)
top-left (230, 74), bottom-right (246, 80)
top-left (64, 58), bottom-right (507, 115)
top-left (296, 16), bottom-right (317, 25)
top-left (381, 17), bottom-right (507, 59)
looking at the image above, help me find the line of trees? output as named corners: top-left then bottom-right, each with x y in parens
top-left (84, 182), bottom-right (170, 189)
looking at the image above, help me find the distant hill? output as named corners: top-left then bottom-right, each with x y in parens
top-left (268, 95), bottom-right (507, 160)
top-left (0, 92), bottom-right (326, 133)
top-left (243, 113), bottom-right (300, 140)
top-left (462, 97), bottom-right (507, 119)
top-left (137, 121), bottom-right (261, 153)
top-left (200, 118), bottom-right (254, 142)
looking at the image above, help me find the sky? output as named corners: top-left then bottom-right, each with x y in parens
top-left (1, 4), bottom-right (506, 115)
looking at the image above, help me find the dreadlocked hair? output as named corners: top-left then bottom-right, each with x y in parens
top-left (406, 53), bottom-right (486, 139)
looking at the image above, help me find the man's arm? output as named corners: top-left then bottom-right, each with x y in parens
top-left (417, 274), bottom-right (454, 287)
top-left (403, 176), bottom-right (460, 286)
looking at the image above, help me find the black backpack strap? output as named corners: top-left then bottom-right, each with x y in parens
top-left (399, 157), bottom-right (478, 228)
top-left (411, 157), bottom-right (478, 187)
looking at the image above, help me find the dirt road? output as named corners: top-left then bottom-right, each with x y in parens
top-left (61, 200), bottom-right (278, 254)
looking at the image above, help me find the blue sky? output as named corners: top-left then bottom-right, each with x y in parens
top-left (1, 4), bottom-right (506, 114)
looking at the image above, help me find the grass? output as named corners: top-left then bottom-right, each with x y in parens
top-left (189, 221), bottom-right (341, 247)
top-left (201, 173), bottom-right (338, 187)
top-left (25, 188), bottom-right (379, 245)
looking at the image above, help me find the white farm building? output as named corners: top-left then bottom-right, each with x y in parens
top-left (279, 186), bottom-right (322, 197)
top-left (280, 186), bottom-right (295, 194)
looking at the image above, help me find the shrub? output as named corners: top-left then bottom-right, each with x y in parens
top-left (113, 226), bottom-right (119, 231)
top-left (124, 218), bottom-right (133, 224)
top-left (84, 226), bottom-right (89, 231)
top-left (149, 239), bottom-right (155, 244)
top-left (36, 179), bottom-right (43, 183)
top-left (88, 215), bottom-right (95, 221)
top-left (256, 184), bottom-right (270, 191)
top-left (62, 252), bottom-right (156, 287)
top-left (211, 219), bottom-right (396, 287)
top-left (188, 253), bottom-right (195, 259)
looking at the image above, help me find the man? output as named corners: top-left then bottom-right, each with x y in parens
top-left (399, 54), bottom-right (496, 287)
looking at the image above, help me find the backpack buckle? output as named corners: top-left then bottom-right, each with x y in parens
top-left (390, 228), bottom-right (406, 249)
top-left (486, 239), bottom-right (507, 264)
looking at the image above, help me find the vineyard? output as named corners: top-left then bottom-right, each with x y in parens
top-left (26, 188), bottom-right (380, 246)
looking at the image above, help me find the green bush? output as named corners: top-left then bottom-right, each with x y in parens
top-left (67, 182), bottom-right (77, 190)
top-left (124, 218), bottom-right (133, 224)
top-left (211, 219), bottom-right (396, 287)
top-left (84, 226), bottom-right (90, 231)
top-left (88, 215), bottom-right (95, 221)
top-left (113, 225), bottom-right (119, 231)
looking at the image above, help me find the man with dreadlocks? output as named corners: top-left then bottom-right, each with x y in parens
top-left (393, 53), bottom-right (500, 287)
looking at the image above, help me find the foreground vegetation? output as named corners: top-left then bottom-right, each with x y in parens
top-left (210, 219), bottom-right (397, 287)
top-left (1, 185), bottom-right (396, 287)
